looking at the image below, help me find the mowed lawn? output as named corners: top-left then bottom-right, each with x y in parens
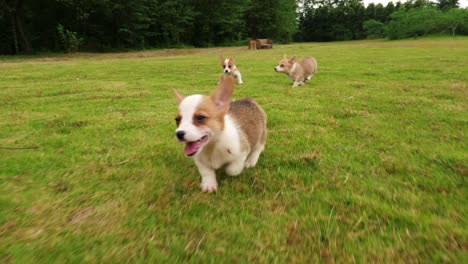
top-left (1, 37), bottom-right (467, 263)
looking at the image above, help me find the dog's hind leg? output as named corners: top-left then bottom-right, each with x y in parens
top-left (245, 144), bottom-right (264, 168)
top-left (305, 74), bottom-right (314, 82)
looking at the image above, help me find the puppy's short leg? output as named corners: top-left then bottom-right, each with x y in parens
top-left (196, 162), bottom-right (218, 192)
top-left (245, 144), bottom-right (264, 168)
top-left (292, 80), bottom-right (305, 87)
top-left (226, 154), bottom-right (248, 176)
top-left (235, 72), bottom-right (243, 85)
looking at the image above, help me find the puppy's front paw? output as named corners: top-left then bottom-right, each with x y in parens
top-left (244, 159), bottom-right (257, 168)
top-left (200, 180), bottom-right (218, 193)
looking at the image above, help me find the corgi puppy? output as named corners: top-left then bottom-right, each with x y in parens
top-left (221, 55), bottom-right (243, 84)
top-left (173, 76), bottom-right (266, 192)
top-left (274, 55), bottom-right (318, 87)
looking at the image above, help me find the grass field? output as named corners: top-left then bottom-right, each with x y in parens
top-left (1, 37), bottom-right (467, 263)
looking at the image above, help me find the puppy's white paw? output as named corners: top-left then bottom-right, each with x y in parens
top-left (200, 180), bottom-right (218, 193)
top-left (244, 159), bottom-right (257, 168)
top-left (292, 82), bottom-right (304, 87)
top-left (238, 81), bottom-right (244, 85)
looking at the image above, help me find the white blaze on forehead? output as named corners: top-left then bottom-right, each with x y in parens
top-left (223, 59), bottom-right (230, 72)
top-left (176, 94), bottom-right (206, 142)
top-left (178, 94), bottom-right (203, 125)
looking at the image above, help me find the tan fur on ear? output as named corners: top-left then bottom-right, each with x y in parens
top-left (211, 76), bottom-right (235, 112)
top-left (220, 55), bottom-right (225, 65)
top-left (173, 88), bottom-right (185, 103)
top-left (289, 55), bottom-right (296, 64)
top-left (230, 56), bottom-right (235, 63)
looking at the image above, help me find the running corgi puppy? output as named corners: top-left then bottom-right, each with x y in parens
top-left (275, 55), bottom-right (317, 87)
top-left (221, 55), bottom-right (243, 84)
top-left (173, 76), bottom-right (266, 192)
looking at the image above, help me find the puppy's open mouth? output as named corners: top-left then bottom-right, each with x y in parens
top-left (184, 136), bottom-right (208, 156)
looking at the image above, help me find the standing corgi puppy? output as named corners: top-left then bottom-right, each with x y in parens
top-left (173, 76), bottom-right (267, 193)
top-left (221, 55), bottom-right (243, 84)
top-left (274, 55), bottom-right (318, 87)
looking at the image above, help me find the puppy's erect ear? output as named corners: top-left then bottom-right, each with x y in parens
top-left (220, 55), bottom-right (225, 65)
top-left (211, 76), bottom-right (234, 112)
top-left (230, 56), bottom-right (235, 64)
top-left (283, 54), bottom-right (287, 59)
top-left (173, 89), bottom-right (185, 103)
top-left (289, 55), bottom-right (296, 64)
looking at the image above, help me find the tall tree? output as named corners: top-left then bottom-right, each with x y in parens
top-left (246, 0), bottom-right (297, 42)
top-left (298, 0), bottom-right (367, 41)
top-left (190, 0), bottom-right (248, 46)
top-left (374, 3), bottom-right (387, 22)
top-left (395, 1), bottom-right (402, 10)
top-left (366, 3), bottom-right (376, 20)
top-left (1, 0), bottom-right (31, 53)
top-left (441, 7), bottom-right (468, 35)
top-left (386, 6), bottom-right (442, 39)
top-left (385, 2), bottom-right (396, 22)
top-left (156, 0), bottom-right (195, 46)
top-left (437, 0), bottom-right (459, 10)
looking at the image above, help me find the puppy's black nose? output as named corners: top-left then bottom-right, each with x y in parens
top-left (224, 69), bottom-right (228, 73)
top-left (176, 131), bottom-right (185, 140)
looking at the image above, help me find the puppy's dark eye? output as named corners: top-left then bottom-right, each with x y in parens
top-left (175, 117), bottom-right (181, 125)
top-left (195, 115), bottom-right (206, 123)
top-left (280, 64), bottom-right (284, 67)
top-left (228, 65), bottom-right (232, 68)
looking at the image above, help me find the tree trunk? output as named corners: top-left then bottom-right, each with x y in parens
top-left (15, 0), bottom-right (30, 53)
top-left (2, 0), bottom-right (19, 54)
top-left (9, 11), bottom-right (19, 54)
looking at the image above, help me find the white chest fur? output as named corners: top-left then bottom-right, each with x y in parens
top-left (288, 63), bottom-right (299, 80)
top-left (195, 115), bottom-right (242, 169)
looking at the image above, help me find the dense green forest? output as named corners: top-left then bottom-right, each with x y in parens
top-left (0, 0), bottom-right (467, 54)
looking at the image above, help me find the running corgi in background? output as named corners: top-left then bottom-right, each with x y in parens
top-left (275, 55), bottom-right (317, 87)
top-left (221, 55), bottom-right (243, 84)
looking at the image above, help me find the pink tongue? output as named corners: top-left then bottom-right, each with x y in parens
top-left (184, 141), bottom-right (200, 156)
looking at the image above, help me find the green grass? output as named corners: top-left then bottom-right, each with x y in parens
top-left (1, 37), bottom-right (467, 263)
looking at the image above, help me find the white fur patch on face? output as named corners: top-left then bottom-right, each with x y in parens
top-left (176, 95), bottom-right (207, 142)
top-left (223, 59), bottom-right (231, 73)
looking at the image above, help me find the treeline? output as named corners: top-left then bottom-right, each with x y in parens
top-left (0, 0), bottom-right (467, 54)
top-left (297, 0), bottom-right (468, 41)
top-left (0, 0), bottom-right (296, 54)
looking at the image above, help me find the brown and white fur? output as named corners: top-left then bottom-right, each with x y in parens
top-left (173, 76), bottom-right (266, 192)
top-left (221, 55), bottom-right (243, 84)
top-left (274, 55), bottom-right (317, 87)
